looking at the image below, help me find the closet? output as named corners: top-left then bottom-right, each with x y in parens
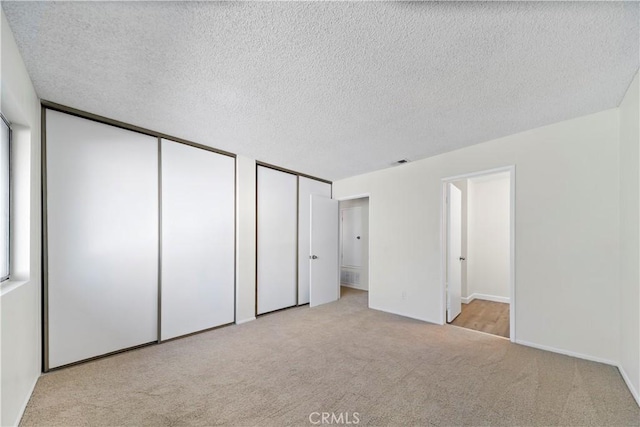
top-left (256, 166), bottom-right (332, 314)
top-left (256, 166), bottom-right (298, 314)
top-left (44, 109), bottom-right (235, 369)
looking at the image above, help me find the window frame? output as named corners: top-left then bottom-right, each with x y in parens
top-left (0, 113), bottom-right (11, 282)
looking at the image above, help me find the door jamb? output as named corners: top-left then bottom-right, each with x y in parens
top-left (440, 166), bottom-right (516, 342)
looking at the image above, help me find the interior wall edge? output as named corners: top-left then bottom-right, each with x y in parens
top-left (235, 155), bottom-right (256, 324)
top-left (1, 8), bottom-right (43, 426)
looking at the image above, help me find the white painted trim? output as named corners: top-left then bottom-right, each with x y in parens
top-left (441, 166), bottom-right (516, 183)
top-left (341, 283), bottom-right (368, 292)
top-left (509, 166), bottom-right (516, 343)
top-left (335, 193), bottom-right (370, 202)
top-left (462, 293), bottom-right (510, 304)
top-left (439, 183), bottom-right (447, 326)
top-left (369, 304), bottom-right (438, 325)
top-left (235, 317), bottom-right (256, 325)
top-left (515, 339), bottom-right (618, 366)
top-left (441, 166), bottom-right (516, 342)
top-left (13, 375), bottom-right (39, 427)
top-left (618, 364), bottom-right (640, 407)
top-left (448, 323), bottom-right (510, 341)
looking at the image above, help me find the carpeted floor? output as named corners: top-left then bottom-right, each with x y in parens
top-left (21, 288), bottom-right (639, 426)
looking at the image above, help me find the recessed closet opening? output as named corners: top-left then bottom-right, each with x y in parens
top-left (442, 167), bottom-right (515, 341)
top-left (255, 164), bottom-right (338, 315)
top-left (42, 105), bottom-right (236, 371)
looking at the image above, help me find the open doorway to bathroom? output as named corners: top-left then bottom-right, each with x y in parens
top-left (443, 168), bottom-right (514, 340)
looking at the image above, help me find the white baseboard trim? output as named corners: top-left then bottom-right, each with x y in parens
top-left (368, 304), bottom-right (438, 325)
top-left (14, 375), bottom-right (39, 427)
top-left (515, 339), bottom-right (618, 366)
top-left (341, 283), bottom-right (368, 291)
top-left (618, 364), bottom-right (640, 407)
top-left (462, 293), bottom-right (510, 304)
top-left (235, 317), bottom-right (256, 325)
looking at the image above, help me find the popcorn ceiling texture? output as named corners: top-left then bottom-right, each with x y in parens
top-left (2, 1), bottom-right (638, 180)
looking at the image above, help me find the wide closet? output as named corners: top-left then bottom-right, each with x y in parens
top-left (256, 166), bottom-right (331, 315)
top-left (44, 109), bottom-right (235, 370)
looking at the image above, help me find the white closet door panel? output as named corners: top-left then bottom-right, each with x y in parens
top-left (161, 140), bottom-right (235, 341)
top-left (257, 166), bottom-right (297, 314)
top-left (46, 110), bottom-right (158, 369)
top-left (298, 177), bottom-right (331, 305)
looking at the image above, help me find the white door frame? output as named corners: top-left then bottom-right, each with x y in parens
top-left (336, 193), bottom-right (371, 308)
top-left (440, 166), bottom-right (516, 342)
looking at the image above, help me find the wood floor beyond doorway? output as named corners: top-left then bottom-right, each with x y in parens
top-left (450, 299), bottom-right (509, 338)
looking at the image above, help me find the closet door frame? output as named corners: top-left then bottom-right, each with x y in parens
top-left (254, 161), bottom-right (331, 317)
top-left (41, 101), bottom-right (236, 372)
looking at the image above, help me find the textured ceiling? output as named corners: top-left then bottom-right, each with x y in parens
top-left (2, 1), bottom-right (639, 181)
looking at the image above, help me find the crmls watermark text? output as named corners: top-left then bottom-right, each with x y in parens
top-left (309, 412), bottom-right (360, 425)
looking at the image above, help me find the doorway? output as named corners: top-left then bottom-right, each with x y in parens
top-left (339, 197), bottom-right (369, 297)
top-left (442, 167), bottom-right (515, 341)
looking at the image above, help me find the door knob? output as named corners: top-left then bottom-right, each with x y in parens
top-left (356, 236), bottom-right (361, 239)
top-left (310, 255), bottom-right (318, 259)
top-left (459, 257), bottom-right (466, 261)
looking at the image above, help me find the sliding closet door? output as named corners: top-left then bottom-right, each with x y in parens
top-left (298, 177), bottom-right (331, 305)
top-left (257, 166), bottom-right (297, 314)
top-left (46, 110), bottom-right (158, 369)
top-left (160, 140), bottom-right (235, 341)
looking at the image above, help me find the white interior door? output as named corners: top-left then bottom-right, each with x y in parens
top-left (447, 183), bottom-right (463, 322)
top-left (46, 110), bottom-right (158, 369)
top-left (310, 195), bottom-right (339, 308)
top-left (257, 166), bottom-right (298, 314)
top-left (298, 177), bottom-right (332, 305)
top-left (341, 207), bottom-right (363, 268)
top-left (160, 140), bottom-right (235, 341)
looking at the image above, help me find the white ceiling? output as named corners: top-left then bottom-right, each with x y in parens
top-left (3, 1), bottom-right (638, 181)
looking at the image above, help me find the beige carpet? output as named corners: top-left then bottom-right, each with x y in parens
top-left (21, 288), bottom-right (639, 426)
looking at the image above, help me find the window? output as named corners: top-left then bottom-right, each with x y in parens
top-left (0, 115), bottom-right (10, 281)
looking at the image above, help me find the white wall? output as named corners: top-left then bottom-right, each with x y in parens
top-left (235, 155), bottom-right (256, 324)
top-left (339, 197), bottom-right (369, 291)
top-left (333, 109), bottom-right (620, 363)
top-left (0, 9), bottom-right (42, 426)
top-left (619, 70), bottom-right (639, 404)
top-left (466, 174), bottom-right (510, 302)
